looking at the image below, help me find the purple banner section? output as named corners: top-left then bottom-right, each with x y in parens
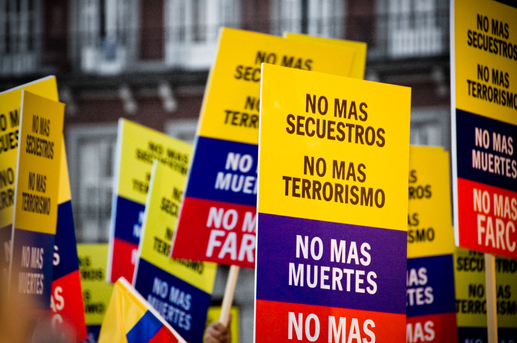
top-left (186, 136), bottom-right (258, 206)
top-left (112, 196), bottom-right (145, 245)
top-left (456, 109), bottom-right (517, 192)
top-left (406, 255), bottom-right (456, 317)
top-left (11, 229), bottom-right (54, 309)
top-left (133, 258), bottom-right (212, 343)
top-left (53, 200), bottom-right (80, 280)
top-left (256, 213), bottom-right (407, 314)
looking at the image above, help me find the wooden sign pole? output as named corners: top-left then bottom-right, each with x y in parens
top-left (219, 265), bottom-right (240, 327)
top-left (485, 253), bottom-right (498, 343)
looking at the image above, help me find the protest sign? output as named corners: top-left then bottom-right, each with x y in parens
top-left (50, 142), bottom-right (87, 342)
top-left (78, 244), bottom-right (114, 343)
top-left (451, 1), bottom-right (517, 339)
top-left (255, 64), bottom-right (411, 341)
top-left (133, 160), bottom-right (217, 343)
top-left (0, 77), bottom-right (58, 275)
top-left (406, 146), bottom-right (457, 343)
top-left (454, 248), bottom-right (517, 342)
top-left (171, 27), bottom-right (356, 268)
top-left (284, 33), bottom-right (367, 79)
top-left (451, 0), bottom-right (517, 259)
top-left (10, 91), bottom-right (64, 309)
top-left (107, 119), bottom-right (190, 283)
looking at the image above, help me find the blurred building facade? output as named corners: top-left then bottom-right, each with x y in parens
top-left (1, 1), bottom-right (452, 342)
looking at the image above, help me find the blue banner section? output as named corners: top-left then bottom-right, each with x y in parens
top-left (406, 255), bottom-right (456, 317)
top-left (86, 325), bottom-right (101, 343)
top-left (458, 327), bottom-right (517, 343)
top-left (256, 213), bottom-right (407, 314)
top-left (456, 109), bottom-right (517, 192)
top-left (186, 136), bottom-right (258, 206)
top-left (113, 196), bottom-right (145, 245)
top-left (133, 259), bottom-right (212, 343)
top-left (53, 200), bottom-right (79, 280)
top-left (11, 229), bottom-right (54, 309)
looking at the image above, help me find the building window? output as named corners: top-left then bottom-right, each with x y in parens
top-left (307, 0), bottom-right (344, 38)
top-left (0, 0), bottom-right (40, 76)
top-left (165, 0), bottom-right (240, 69)
top-left (165, 119), bottom-right (198, 145)
top-left (75, 0), bottom-right (132, 74)
top-left (271, 0), bottom-right (302, 36)
top-left (410, 107), bottom-right (450, 149)
top-left (271, 0), bottom-right (345, 38)
top-left (68, 125), bottom-right (118, 243)
top-left (386, 0), bottom-right (446, 58)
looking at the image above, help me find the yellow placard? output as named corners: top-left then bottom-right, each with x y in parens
top-left (258, 64), bottom-right (411, 230)
top-left (116, 119), bottom-right (191, 204)
top-left (14, 91), bottom-right (64, 234)
top-left (454, 247), bottom-right (517, 328)
top-left (285, 32), bottom-right (367, 79)
top-left (138, 161), bottom-right (217, 294)
top-left (454, 0), bottom-right (517, 125)
top-left (206, 306), bottom-right (239, 343)
top-left (198, 28), bottom-right (355, 145)
top-left (407, 146), bottom-right (455, 258)
top-left (0, 76), bottom-right (58, 228)
top-left (58, 141), bottom-right (72, 204)
top-left (78, 244), bottom-right (114, 326)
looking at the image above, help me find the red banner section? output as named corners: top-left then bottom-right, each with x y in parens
top-left (406, 313), bottom-right (458, 343)
top-left (172, 197), bottom-right (256, 268)
top-left (457, 178), bottom-right (517, 259)
top-left (110, 238), bottom-right (138, 282)
top-left (256, 299), bottom-right (405, 342)
top-left (51, 271), bottom-right (88, 342)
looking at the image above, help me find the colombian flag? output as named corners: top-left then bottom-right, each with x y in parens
top-left (98, 278), bottom-right (185, 343)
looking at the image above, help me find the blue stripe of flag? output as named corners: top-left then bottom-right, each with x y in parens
top-left (126, 311), bottom-right (162, 343)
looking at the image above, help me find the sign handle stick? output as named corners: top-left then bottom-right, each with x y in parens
top-left (484, 253), bottom-right (498, 343)
top-left (219, 265), bottom-right (239, 327)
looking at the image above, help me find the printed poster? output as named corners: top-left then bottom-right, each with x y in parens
top-left (172, 27), bottom-right (356, 268)
top-left (451, 0), bottom-right (517, 259)
top-left (133, 159), bottom-right (217, 343)
top-left (0, 76), bottom-right (58, 276)
top-left (50, 142), bottom-right (87, 342)
top-left (78, 244), bottom-right (114, 343)
top-left (406, 146), bottom-right (457, 343)
top-left (10, 91), bottom-right (64, 309)
top-left (454, 248), bottom-right (517, 342)
top-left (284, 32), bottom-right (367, 79)
top-left (107, 119), bottom-right (190, 283)
top-left (255, 64), bottom-right (411, 341)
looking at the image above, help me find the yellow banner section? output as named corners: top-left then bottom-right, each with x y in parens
top-left (258, 64), bottom-right (411, 231)
top-left (206, 306), bottom-right (239, 343)
top-left (198, 28), bottom-right (355, 144)
top-left (138, 161), bottom-right (217, 294)
top-left (78, 244), bottom-right (114, 326)
top-left (407, 146), bottom-right (455, 258)
top-left (0, 76), bottom-right (58, 228)
top-left (14, 91), bottom-right (64, 234)
top-left (454, 0), bottom-right (517, 125)
top-left (285, 32), bottom-right (367, 79)
top-left (116, 119), bottom-right (191, 204)
top-left (58, 141), bottom-right (72, 204)
top-left (454, 247), bottom-right (517, 328)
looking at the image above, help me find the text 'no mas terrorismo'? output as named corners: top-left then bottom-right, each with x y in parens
top-left (283, 155), bottom-right (386, 209)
